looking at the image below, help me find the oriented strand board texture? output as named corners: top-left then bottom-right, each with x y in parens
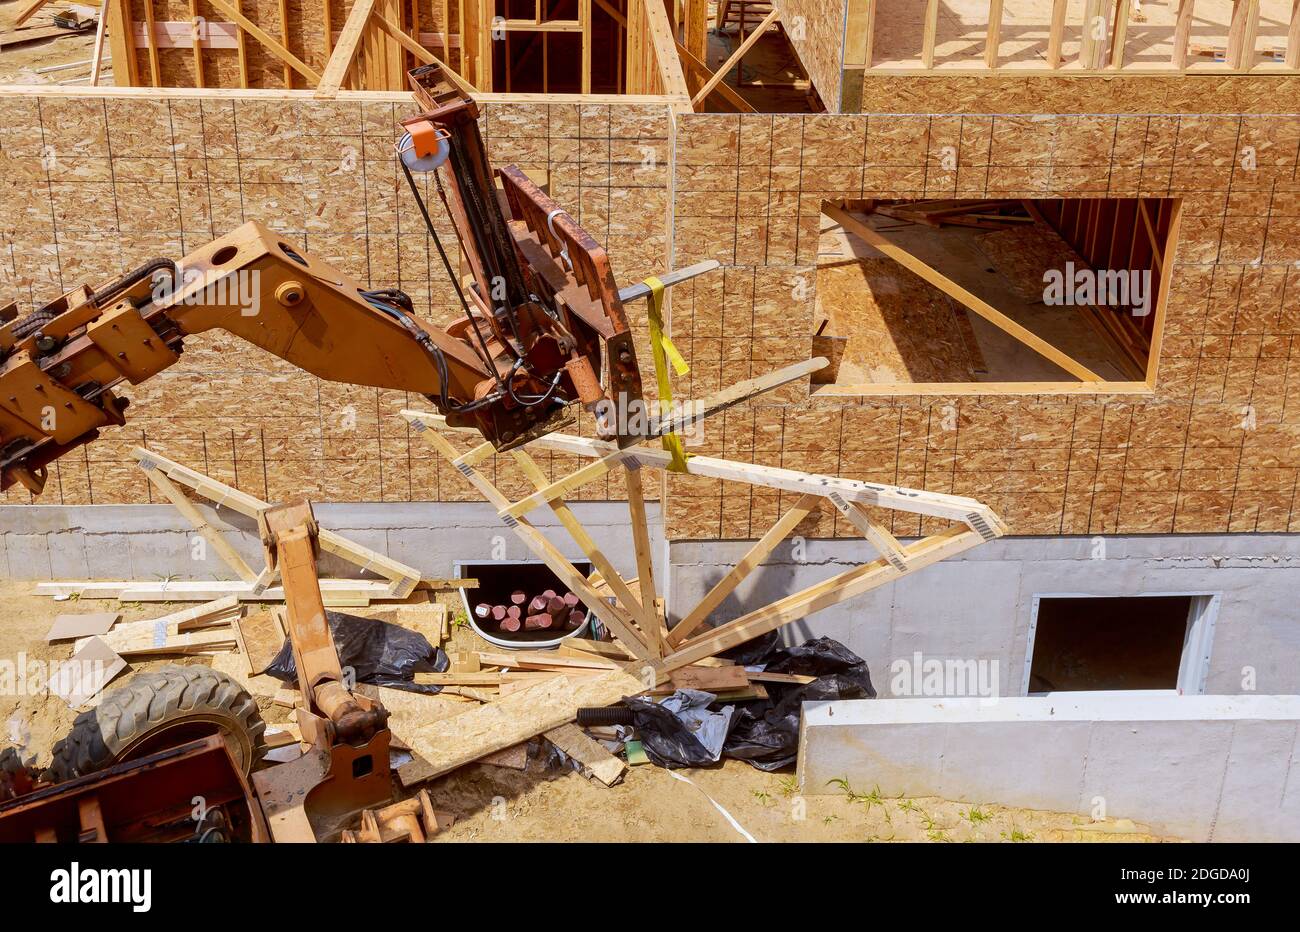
top-left (771, 0), bottom-right (847, 110)
top-left (0, 91), bottom-right (670, 506)
top-left (857, 74), bottom-right (1300, 115)
top-left (668, 107), bottom-right (1300, 539)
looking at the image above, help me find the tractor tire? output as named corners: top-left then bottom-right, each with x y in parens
top-left (46, 664), bottom-right (267, 783)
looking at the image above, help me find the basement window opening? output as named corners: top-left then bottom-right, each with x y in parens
top-left (1026, 595), bottom-right (1216, 695)
top-left (813, 197), bottom-right (1180, 395)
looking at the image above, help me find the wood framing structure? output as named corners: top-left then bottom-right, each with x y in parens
top-left (400, 400), bottom-right (1005, 670)
top-left (31, 447), bottom-right (428, 605)
top-left (93, 0), bottom-right (699, 99)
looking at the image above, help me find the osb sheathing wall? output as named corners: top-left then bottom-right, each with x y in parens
top-left (770, 0), bottom-right (847, 111)
top-left (665, 107), bottom-right (1300, 540)
top-left (3, 81), bottom-right (1300, 544)
top-left (0, 90), bottom-right (671, 508)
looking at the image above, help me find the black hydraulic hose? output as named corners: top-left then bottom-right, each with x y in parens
top-left (398, 156), bottom-right (499, 375)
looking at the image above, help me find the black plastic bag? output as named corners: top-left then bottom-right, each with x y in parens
top-left (624, 696), bottom-right (726, 769)
top-left (627, 634), bottom-right (875, 772)
top-left (722, 635), bottom-right (876, 772)
top-left (263, 611), bottom-right (449, 694)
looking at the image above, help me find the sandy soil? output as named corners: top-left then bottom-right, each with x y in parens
top-left (0, 581), bottom-right (1174, 842)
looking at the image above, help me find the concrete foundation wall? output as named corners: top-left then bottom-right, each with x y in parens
top-left (4, 502), bottom-right (1298, 697)
top-left (796, 694), bottom-right (1300, 842)
top-left (0, 502), bottom-right (662, 587)
top-left (669, 532), bottom-right (1300, 696)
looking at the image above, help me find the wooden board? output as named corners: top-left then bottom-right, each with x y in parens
top-left (545, 723), bottom-right (626, 786)
top-left (397, 668), bottom-right (646, 786)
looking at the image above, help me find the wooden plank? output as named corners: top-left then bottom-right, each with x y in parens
top-left (142, 465), bottom-right (257, 582)
top-left (662, 527), bottom-right (986, 671)
top-left (921, 0), bottom-right (939, 68)
top-left (141, 0), bottom-right (162, 84)
top-left (1109, 0), bottom-right (1130, 68)
top-left (510, 449), bottom-right (655, 635)
top-left (623, 465), bottom-right (662, 654)
top-left (478, 649), bottom-right (620, 671)
top-left (397, 668), bottom-right (646, 786)
top-left (559, 637), bottom-right (637, 661)
top-left (1173, 0), bottom-right (1195, 68)
top-left (133, 448), bottom-right (421, 596)
top-left (669, 663), bottom-right (748, 690)
top-left (985, 0), bottom-right (1003, 69)
top-left (674, 40), bottom-right (756, 111)
top-left (14, 0), bottom-right (54, 27)
top-left (642, 0), bottom-right (691, 100)
top-left (667, 493), bottom-right (819, 646)
top-left (824, 203), bottom-right (1104, 382)
top-left (545, 722), bottom-right (626, 786)
top-left (1226, 0), bottom-right (1259, 69)
top-left (105, 0), bottom-right (139, 85)
top-left (315, 0), bottom-right (377, 95)
top-left (691, 6), bottom-right (778, 107)
top-left (206, 0), bottom-right (323, 83)
top-left (405, 420), bottom-right (656, 659)
top-left (89, 0), bottom-right (111, 86)
top-left (501, 450), bottom-right (625, 518)
top-left (1288, 0), bottom-right (1300, 69)
top-left (1047, 0), bottom-right (1067, 67)
top-left (371, 10), bottom-right (475, 93)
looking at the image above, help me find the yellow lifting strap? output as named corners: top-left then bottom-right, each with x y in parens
top-left (642, 276), bottom-right (690, 473)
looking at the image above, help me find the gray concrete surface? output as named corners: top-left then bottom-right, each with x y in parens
top-left (796, 693), bottom-right (1300, 842)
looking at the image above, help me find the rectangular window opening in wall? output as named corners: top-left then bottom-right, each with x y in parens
top-left (814, 197), bottom-right (1181, 396)
top-left (1026, 595), bottom-right (1218, 695)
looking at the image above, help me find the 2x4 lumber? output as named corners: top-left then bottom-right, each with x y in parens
top-left (1226, 0), bottom-right (1259, 69)
top-left (431, 416), bottom-right (998, 528)
top-left (1174, 0), bottom-right (1196, 68)
top-left (510, 448), bottom-right (655, 635)
top-left (105, 0), bottom-right (138, 86)
top-left (372, 10), bottom-right (475, 94)
top-left (675, 40), bottom-right (756, 111)
top-left (1109, 0), bottom-right (1130, 68)
top-left (206, 0), bottom-right (322, 84)
top-left (921, 0), bottom-right (939, 68)
top-left (823, 203), bottom-right (1104, 383)
top-left (690, 6), bottom-right (778, 107)
top-left (236, 0), bottom-right (250, 86)
top-left (1288, 0), bottom-right (1300, 69)
top-left (141, 0), bottom-right (161, 85)
top-left (684, 0), bottom-right (707, 63)
top-left (649, 357), bottom-right (826, 437)
top-left (623, 465), bottom-right (663, 654)
top-left (131, 448), bottom-right (420, 595)
top-left (1079, 0), bottom-right (1108, 69)
top-left (404, 418), bottom-right (656, 659)
top-left (397, 668), bottom-right (647, 786)
top-left (14, 0), bottom-right (56, 26)
top-left (985, 0), bottom-right (1003, 69)
top-left (1047, 0), bottom-right (1067, 67)
top-left (835, 497), bottom-right (909, 571)
top-left (89, 0), bottom-right (111, 86)
top-left (501, 450), bottom-right (626, 518)
top-left (580, 0), bottom-right (592, 94)
top-left (667, 492), bottom-right (819, 647)
top-left (142, 463), bottom-right (257, 582)
top-left (315, 0), bottom-right (377, 96)
top-left (642, 0), bottom-right (691, 100)
top-left (662, 527), bottom-right (985, 672)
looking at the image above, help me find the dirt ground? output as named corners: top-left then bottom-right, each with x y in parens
top-left (0, 2), bottom-right (102, 85)
top-left (0, 581), bottom-right (1176, 842)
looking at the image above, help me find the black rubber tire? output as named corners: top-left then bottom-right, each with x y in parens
top-left (46, 664), bottom-right (267, 783)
